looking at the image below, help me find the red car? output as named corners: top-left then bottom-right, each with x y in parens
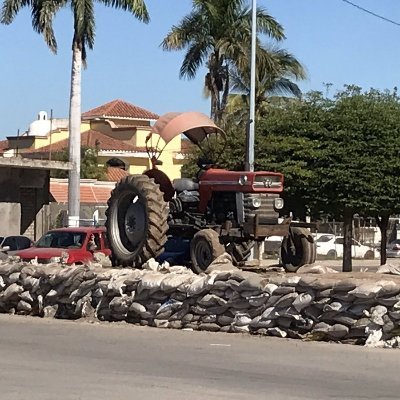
top-left (17, 227), bottom-right (111, 265)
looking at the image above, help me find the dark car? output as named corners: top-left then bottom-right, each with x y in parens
top-left (0, 235), bottom-right (33, 255)
top-left (17, 227), bottom-right (111, 264)
top-left (386, 239), bottom-right (400, 258)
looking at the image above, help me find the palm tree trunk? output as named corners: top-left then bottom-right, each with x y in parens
top-left (220, 66), bottom-right (230, 118)
top-left (67, 40), bottom-right (82, 227)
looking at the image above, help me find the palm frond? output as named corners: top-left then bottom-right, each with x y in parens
top-left (99, 0), bottom-right (149, 22)
top-left (267, 78), bottom-right (302, 98)
top-left (71, 0), bottom-right (95, 61)
top-left (1, 0), bottom-right (31, 24)
top-left (31, 0), bottom-right (66, 52)
top-left (180, 41), bottom-right (210, 79)
top-left (161, 13), bottom-right (207, 51)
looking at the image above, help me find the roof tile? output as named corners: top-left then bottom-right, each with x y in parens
top-left (82, 99), bottom-right (159, 120)
top-left (106, 167), bottom-right (129, 182)
top-left (50, 180), bottom-right (114, 205)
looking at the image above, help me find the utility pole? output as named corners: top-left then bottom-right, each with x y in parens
top-left (67, 55), bottom-right (82, 227)
top-left (245, 0), bottom-right (257, 172)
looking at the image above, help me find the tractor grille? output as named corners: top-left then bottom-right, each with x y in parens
top-left (253, 175), bottom-right (282, 190)
top-left (243, 193), bottom-right (279, 224)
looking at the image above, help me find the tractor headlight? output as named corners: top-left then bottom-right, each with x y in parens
top-left (251, 198), bottom-right (262, 208)
top-left (238, 175), bottom-right (248, 186)
top-left (274, 198), bottom-right (284, 210)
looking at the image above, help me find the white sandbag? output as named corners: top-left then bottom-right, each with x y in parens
top-left (293, 292), bottom-right (314, 312)
top-left (137, 272), bottom-right (166, 293)
top-left (160, 274), bottom-right (193, 292)
top-left (232, 313), bottom-right (252, 327)
top-left (187, 275), bottom-right (215, 296)
top-left (365, 328), bottom-right (384, 348)
top-left (205, 253), bottom-right (237, 274)
top-left (266, 327), bottom-right (287, 337)
top-left (376, 264), bottom-right (400, 275)
top-left (297, 265), bottom-right (338, 274)
top-left (264, 283), bottom-right (278, 295)
top-left (323, 301), bottom-right (350, 313)
top-left (370, 305), bottom-right (387, 326)
top-left (274, 292), bottom-right (298, 308)
top-left (326, 324), bottom-right (349, 340)
top-left (198, 294), bottom-right (227, 307)
top-left (237, 275), bottom-right (268, 292)
top-left (142, 258), bottom-right (161, 271)
top-left (349, 282), bottom-right (383, 299)
top-left (2, 283), bottom-right (24, 301)
top-left (17, 300), bottom-right (32, 313)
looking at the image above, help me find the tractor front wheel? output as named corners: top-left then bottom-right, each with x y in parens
top-left (105, 175), bottom-right (168, 267)
top-left (281, 227), bottom-right (316, 272)
top-left (190, 229), bottom-right (225, 274)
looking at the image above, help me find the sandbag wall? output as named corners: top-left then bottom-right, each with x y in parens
top-left (1, 260), bottom-right (400, 348)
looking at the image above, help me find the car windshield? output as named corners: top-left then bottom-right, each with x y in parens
top-left (316, 235), bottom-right (333, 243)
top-left (35, 231), bottom-right (86, 249)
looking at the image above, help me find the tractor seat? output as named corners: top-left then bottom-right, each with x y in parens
top-left (173, 178), bottom-right (199, 192)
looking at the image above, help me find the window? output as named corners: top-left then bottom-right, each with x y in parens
top-left (15, 237), bottom-right (32, 250)
top-left (3, 237), bottom-right (17, 251)
top-left (335, 238), bottom-right (344, 245)
top-left (36, 231), bottom-right (86, 249)
top-left (316, 235), bottom-right (333, 243)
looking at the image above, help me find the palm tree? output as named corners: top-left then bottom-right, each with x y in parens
top-left (1, 0), bottom-right (149, 226)
top-left (226, 45), bottom-right (306, 125)
top-left (161, 0), bottom-right (285, 123)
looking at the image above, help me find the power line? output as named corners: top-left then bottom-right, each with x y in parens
top-left (341, 0), bottom-right (400, 27)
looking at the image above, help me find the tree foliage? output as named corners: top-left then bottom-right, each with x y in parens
top-left (226, 45), bottom-right (306, 125)
top-left (51, 147), bottom-right (107, 180)
top-left (162, 0), bottom-right (285, 123)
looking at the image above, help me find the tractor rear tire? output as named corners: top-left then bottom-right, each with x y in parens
top-left (190, 229), bottom-right (225, 274)
top-left (105, 175), bottom-right (168, 267)
top-left (281, 227), bottom-right (316, 272)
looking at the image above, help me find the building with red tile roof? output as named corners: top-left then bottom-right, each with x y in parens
top-left (82, 99), bottom-right (159, 121)
top-left (4, 99), bottom-right (189, 182)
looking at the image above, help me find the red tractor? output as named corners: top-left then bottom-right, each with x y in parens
top-left (105, 112), bottom-right (316, 273)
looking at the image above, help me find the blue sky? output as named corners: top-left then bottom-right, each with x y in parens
top-left (0, 0), bottom-right (399, 137)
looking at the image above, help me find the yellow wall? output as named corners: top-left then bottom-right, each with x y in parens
top-left (21, 117), bottom-right (184, 180)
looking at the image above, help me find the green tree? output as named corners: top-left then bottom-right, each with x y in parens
top-left (226, 45), bottom-right (306, 125)
top-left (162, 0), bottom-right (284, 123)
top-left (51, 147), bottom-right (107, 180)
top-left (317, 86), bottom-right (400, 268)
top-left (255, 86), bottom-right (400, 271)
top-left (1, 0), bottom-right (149, 225)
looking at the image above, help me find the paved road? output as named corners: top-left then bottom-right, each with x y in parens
top-left (0, 315), bottom-right (399, 400)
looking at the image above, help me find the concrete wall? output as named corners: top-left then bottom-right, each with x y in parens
top-left (0, 203), bottom-right (21, 235)
top-left (0, 167), bottom-right (50, 240)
